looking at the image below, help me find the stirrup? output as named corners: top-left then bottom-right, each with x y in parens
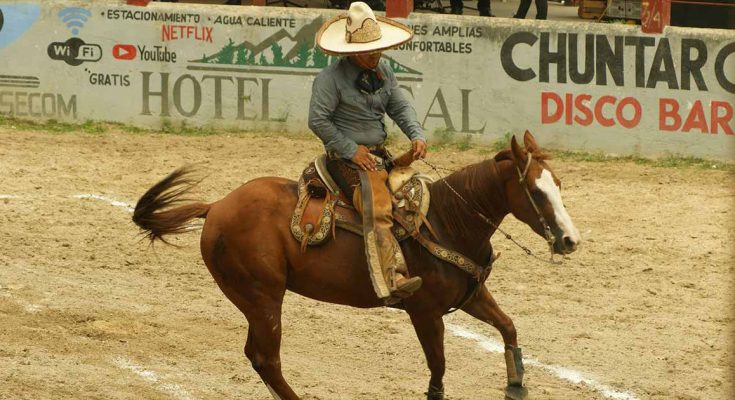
top-left (393, 276), bottom-right (422, 296)
top-left (383, 276), bottom-right (422, 305)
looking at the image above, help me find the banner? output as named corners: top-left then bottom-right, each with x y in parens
top-left (0, 1), bottom-right (733, 160)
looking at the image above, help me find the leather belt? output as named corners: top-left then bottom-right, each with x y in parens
top-left (327, 144), bottom-right (387, 160)
top-left (366, 144), bottom-right (386, 153)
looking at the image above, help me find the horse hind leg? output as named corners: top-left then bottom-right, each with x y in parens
top-left (461, 287), bottom-right (528, 400)
top-left (241, 305), bottom-right (296, 400)
top-left (206, 234), bottom-right (298, 400)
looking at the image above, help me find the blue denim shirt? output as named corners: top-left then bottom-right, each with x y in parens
top-left (308, 57), bottom-right (426, 160)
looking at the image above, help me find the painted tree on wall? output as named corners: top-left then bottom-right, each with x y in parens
top-left (271, 43), bottom-right (286, 67)
top-left (292, 42), bottom-right (310, 68)
top-left (311, 47), bottom-right (329, 68)
top-left (236, 47), bottom-right (248, 65)
top-left (216, 39), bottom-right (236, 64)
top-left (190, 37), bottom-right (419, 77)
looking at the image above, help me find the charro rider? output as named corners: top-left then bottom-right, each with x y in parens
top-left (308, 2), bottom-right (427, 303)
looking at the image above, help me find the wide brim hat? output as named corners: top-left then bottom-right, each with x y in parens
top-left (316, 2), bottom-right (413, 56)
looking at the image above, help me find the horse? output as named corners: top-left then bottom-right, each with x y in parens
top-left (132, 131), bottom-right (580, 400)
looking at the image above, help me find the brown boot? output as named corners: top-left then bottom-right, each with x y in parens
top-left (392, 272), bottom-right (422, 297)
top-left (385, 274), bottom-right (422, 305)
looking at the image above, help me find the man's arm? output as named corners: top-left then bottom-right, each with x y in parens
top-left (384, 68), bottom-right (426, 145)
top-left (308, 71), bottom-right (358, 159)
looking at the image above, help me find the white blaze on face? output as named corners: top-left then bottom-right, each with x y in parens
top-left (535, 169), bottom-right (581, 244)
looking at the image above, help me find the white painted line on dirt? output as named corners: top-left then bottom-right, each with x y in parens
top-left (23, 303), bottom-right (43, 313)
top-left (4, 294), bottom-right (44, 314)
top-left (446, 324), bottom-right (639, 400)
top-left (0, 194), bottom-right (19, 199)
top-left (73, 194), bottom-right (135, 213)
top-left (113, 357), bottom-right (195, 400)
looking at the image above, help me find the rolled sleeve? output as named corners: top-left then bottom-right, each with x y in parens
top-left (308, 72), bottom-right (358, 159)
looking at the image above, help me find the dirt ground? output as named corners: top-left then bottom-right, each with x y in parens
top-left (0, 128), bottom-right (733, 400)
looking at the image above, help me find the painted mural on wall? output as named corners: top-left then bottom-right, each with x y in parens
top-left (0, 1), bottom-right (733, 159)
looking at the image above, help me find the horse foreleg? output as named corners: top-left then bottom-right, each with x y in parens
top-left (461, 287), bottom-right (528, 400)
top-left (409, 313), bottom-right (446, 400)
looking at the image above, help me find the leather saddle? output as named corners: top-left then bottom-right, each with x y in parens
top-left (290, 154), bottom-right (492, 281)
top-left (290, 154), bottom-right (432, 250)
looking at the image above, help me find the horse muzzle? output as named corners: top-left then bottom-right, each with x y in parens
top-left (553, 233), bottom-right (580, 255)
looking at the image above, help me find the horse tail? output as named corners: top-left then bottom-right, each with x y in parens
top-left (132, 166), bottom-right (211, 245)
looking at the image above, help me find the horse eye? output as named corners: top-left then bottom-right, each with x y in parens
top-left (530, 189), bottom-right (545, 202)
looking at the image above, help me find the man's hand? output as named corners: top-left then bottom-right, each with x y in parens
top-left (351, 145), bottom-right (377, 171)
top-left (412, 139), bottom-right (427, 160)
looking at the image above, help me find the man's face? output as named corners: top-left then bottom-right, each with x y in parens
top-left (351, 52), bottom-right (383, 70)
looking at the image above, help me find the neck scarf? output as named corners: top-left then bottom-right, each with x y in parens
top-left (356, 69), bottom-right (384, 94)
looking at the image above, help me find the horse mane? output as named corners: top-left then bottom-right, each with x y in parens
top-left (430, 159), bottom-right (499, 239)
top-left (493, 148), bottom-right (551, 163)
top-left (494, 149), bottom-right (514, 163)
top-left (430, 147), bottom-right (551, 239)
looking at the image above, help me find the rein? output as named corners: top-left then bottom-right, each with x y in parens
top-left (421, 158), bottom-right (560, 265)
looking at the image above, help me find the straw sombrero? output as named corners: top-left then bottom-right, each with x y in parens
top-left (316, 2), bottom-right (413, 56)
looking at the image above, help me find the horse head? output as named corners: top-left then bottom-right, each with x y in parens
top-left (505, 131), bottom-right (581, 255)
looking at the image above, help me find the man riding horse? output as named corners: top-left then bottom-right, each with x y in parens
top-left (132, 3), bottom-right (582, 399)
top-left (308, 2), bottom-right (427, 304)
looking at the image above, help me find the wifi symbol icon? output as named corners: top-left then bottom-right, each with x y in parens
top-left (58, 7), bottom-right (91, 36)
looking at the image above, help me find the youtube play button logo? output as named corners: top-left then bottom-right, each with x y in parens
top-left (113, 44), bottom-right (136, 60)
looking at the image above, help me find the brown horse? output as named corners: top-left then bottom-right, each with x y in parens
top-left (132, 131), bottom-right (580, 400)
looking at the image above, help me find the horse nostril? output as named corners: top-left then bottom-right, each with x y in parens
top-left (563, 236), bottom-right (577, 250)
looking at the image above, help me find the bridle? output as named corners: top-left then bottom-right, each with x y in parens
top-left (421, 155), bottom-right (560, 265)
top-left (514, 153), bottom-right (557, 259)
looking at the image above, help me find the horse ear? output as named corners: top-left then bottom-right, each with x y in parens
top-left (510, 134), bottom-right (526, 164)
top-left (523, 130), bottom-right (540, 154)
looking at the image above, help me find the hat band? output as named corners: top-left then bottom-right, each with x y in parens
top-left (346, 18), bottom-right (382, 44)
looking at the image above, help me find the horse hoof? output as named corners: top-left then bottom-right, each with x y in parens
top-left (504, 385), bottom-right (529, 400)
top-left (425, 384), bottom-right (444, 400)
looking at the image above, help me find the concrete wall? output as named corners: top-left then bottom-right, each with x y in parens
top-left (0, 0), bottom-right (733, 160)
